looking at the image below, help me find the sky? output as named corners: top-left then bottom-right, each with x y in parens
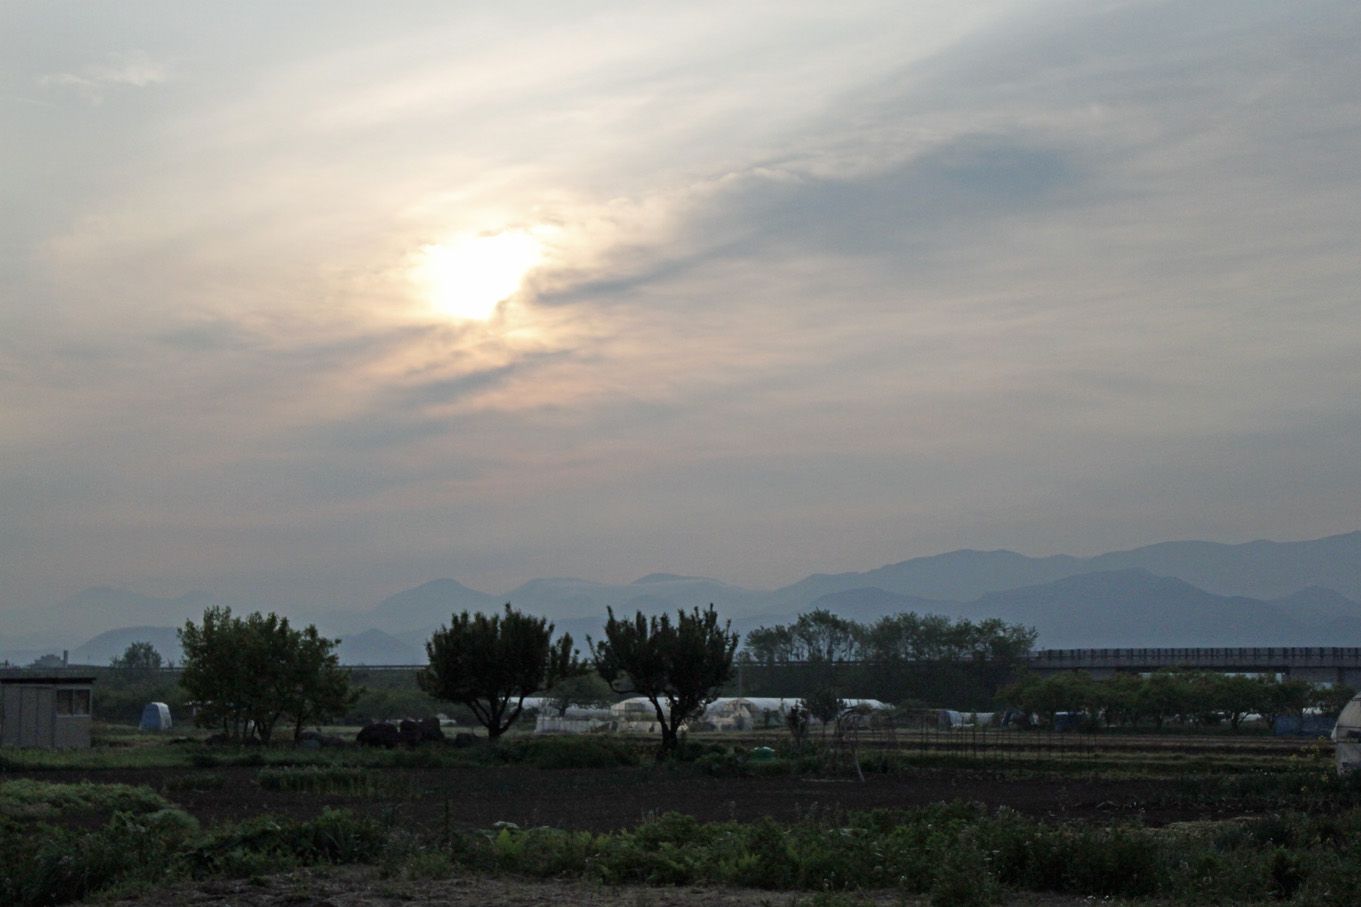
top-left (2, 1), bottom-right (1360, 626)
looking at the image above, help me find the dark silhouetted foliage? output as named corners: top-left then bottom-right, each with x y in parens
top-left (418, 604), bottom-right (584, 740)
top-left (592, 604), bottom-right (738, 755)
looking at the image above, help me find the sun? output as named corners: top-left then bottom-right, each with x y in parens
top-left (416, 230), bottom-right (542, 320)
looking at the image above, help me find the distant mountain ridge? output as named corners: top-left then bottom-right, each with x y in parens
top-left (71, 626), bottom-right (185, 665)
top-left (369, 579), bottom-right (500, 633)
top-left (44, 530), bottom-right (1361, 662)
top-left (1087, 532), bottom-right (1361, 601)
top-left (57, 587), bottom-right (221, 636)
top-left (770, 531), bottom-right (1361, 604)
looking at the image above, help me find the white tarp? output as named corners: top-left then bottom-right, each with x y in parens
top-left (534, 706), bottom-right (614, 734)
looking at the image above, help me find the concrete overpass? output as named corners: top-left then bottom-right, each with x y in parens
top-left (1028, 647), bottom-right (1361, 685)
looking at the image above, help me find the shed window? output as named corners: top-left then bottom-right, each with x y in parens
top-left (56, 689), bottom-right (91, 716)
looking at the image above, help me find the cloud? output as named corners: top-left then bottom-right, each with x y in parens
top-left (3, 1), bottom-right (1361, 621)
top-left (39, 51), bottom-right (168, 102)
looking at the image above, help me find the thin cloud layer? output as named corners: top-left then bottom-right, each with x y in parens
top-left (39, 50), bottom-right (169, 102)
top-left (1, 1), bottom-right (1359, 631)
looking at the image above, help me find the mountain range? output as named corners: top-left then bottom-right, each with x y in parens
top-left (13, 530), bottom-right (1361, 665)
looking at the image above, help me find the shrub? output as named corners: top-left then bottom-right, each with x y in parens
top-left (729, 817), bottom-right (797, 888)
top-left (184, 809), bottom-right (388, 877)
top-left (930, 828), bottom-right (1002, 906)
top-left (0, 807), bottom-right (198, 907)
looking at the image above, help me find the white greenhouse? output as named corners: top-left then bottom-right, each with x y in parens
top-left (534, 706), bottom-right (615, 735)
top-left (1332, 692), bottom-right (1361, 775)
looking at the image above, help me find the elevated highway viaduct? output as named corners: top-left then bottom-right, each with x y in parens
top-left (1027, 647), bottom-right (1361, 685)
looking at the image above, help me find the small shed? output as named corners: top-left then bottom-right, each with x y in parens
top-left (0, 674), bottom-right (95, 749)
top-left (139, 701), bottom-right (173, 732)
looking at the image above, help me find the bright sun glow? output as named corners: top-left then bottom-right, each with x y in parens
top-left (416, 230), bottom-right (542, 320)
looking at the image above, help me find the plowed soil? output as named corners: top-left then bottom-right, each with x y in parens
top-left (16, 763), bottom-right (1228, 832)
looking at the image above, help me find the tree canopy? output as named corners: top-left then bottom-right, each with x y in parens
top-left (111, 641), bottom-right (164, 675)
top-left (740, 610), bottom-right (1037, 708)
top-left (178, 607), bottom-right (353, 742)
top-left (419, 603), bottom-right (584, 739)
top-left (1001, 669), bottom-right (1355, 731)
top-left (744, 612), bottom-right (1037, 666)
top-left (592, 604), bottom-right (738, 755)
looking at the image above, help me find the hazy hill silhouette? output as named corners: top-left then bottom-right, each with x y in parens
top-left (38, 530), bottom-right (1361, 662)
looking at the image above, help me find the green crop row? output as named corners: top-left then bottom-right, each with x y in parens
top-left (10, 779), bottom-right (1361, 906)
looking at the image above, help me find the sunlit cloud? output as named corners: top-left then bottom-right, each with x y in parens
top-left (2, 0), bottom-right (1360, 627)
top-left (414, 230), bottom-right (545, 321)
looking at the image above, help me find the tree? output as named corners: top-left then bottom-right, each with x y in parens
top-left (1264, 677), bottom-right (1315, 728)
top-left (179, 607), bottom-right (353, 743)
top-left (592, 604), bottom-right (738, 756)
top-left (275, 624), bottom-right (354, 741)
top-left (801, 686), bottom-right (846, 732)
top-left (791, 610), bottom-right (861, 662)
top-left (1209, 674), bottom-right (1269, 730)
top-left (1137, 671), bottom-right (1195, 728)
top-left (742, 625), bottom-right (795, 666)
top-left (1003, 671), bottom-right (1096, 727)
top-left (1314, 683), bottom-right (1358, 717)
top-left (111, 641), bottom-right (164, 676)
top-left (419, 604), bottom-right (583, 740)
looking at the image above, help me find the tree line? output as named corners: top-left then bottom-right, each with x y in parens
top-left (171, 602), bottom-right (741, 755)
top-left (739, 610), bottom-right (1036, 709)
top-left (148, 601), bottom-right (1352, 748)
top-left (743, 609), bottom-right (1037, 665)
top-left (1004, 670), bottom-right (1356, 730)
top-left (113, 604), bottom-right (1038, 749)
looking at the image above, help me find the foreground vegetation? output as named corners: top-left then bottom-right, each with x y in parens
top-left (15, 599), bottom-right (1357, 904)
top-left (1, 725), bottom-right (1359, 904)
top-left (8, 770), bottom-right (1361, 906)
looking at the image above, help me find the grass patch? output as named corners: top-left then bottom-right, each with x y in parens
top-left (0, 779), bottom-right (174, 821)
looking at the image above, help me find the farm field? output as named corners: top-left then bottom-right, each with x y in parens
top-left (3, 726), bottom-right (1359, 905)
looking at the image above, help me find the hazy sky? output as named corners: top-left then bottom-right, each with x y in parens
top-left (3, 1), bottom-right (1359, 619)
